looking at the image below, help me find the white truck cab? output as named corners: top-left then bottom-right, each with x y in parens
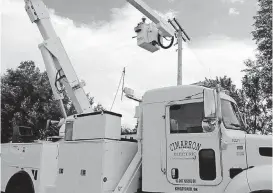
top-left (140, 85), bottom-right (272, 193)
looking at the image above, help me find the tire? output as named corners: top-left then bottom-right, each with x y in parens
top-left (5, 171), bottom-right (34, 193)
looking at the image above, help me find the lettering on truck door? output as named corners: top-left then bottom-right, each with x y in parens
top-left (165, 99), bottom-right (222, 186)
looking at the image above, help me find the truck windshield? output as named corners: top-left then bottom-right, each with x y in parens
top-left (170, 102), bottom-right (204, 134)
top-left (221, 99), bottom-right (244, 130)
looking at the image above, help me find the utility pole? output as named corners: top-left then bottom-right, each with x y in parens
top-left (169, 18), bottom-right (190, 86)
top-left (177, 30), bottom-right (183, 85)
top-left (127, 0), bottom-right (190, 86)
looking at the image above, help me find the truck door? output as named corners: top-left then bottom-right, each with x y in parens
top-left (165, 98), bottom-right (222, 186)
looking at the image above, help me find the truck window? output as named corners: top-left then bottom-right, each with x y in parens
top-left (221, 99), bottom-right (244, 130)
top-left (199, 149), bottom-right (216, 180)
top-left (170, 102), bottom-right (204, 134)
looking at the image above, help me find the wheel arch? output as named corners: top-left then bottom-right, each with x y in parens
top-left (247, 165), bottom-right (272, 192)
top-left (225, 165), bottom-right (273, 193)
top-left (5, 170), bottom-right (35, 193)
top-left (250, 190), bottom-right (272, 193)
top-left (224, 170), bottom-right (250, 193)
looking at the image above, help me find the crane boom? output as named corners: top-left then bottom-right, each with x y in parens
top-left (127, 0), bottom-right (191, 85)
top-left (24, 0), bottom-right (92, 114)
top-left (127, 0), bottom-right (175, 37)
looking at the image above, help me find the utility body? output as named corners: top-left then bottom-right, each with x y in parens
top-left (1, 0), bottom-right (272, 193)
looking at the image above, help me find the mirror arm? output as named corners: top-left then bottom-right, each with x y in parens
top-left (216, 84), bottom-right (222, 124)
top-left (240, 112), bottom-right (247, 129)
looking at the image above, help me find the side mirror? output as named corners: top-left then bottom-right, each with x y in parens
top-left (242, 113), bottom-right (246, 124)
top-left (202, 119), bottom-right (217, 132)
top-left (203, 89), bottom-right (217, 119)
top-left (203, 89), bottom-right (217, 132)
top-left (240, 112), bottom-right (247, 129)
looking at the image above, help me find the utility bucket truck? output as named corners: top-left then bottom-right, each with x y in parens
top-left (1, 0), bottom-right (272, 193)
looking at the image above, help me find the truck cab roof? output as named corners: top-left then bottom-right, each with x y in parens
top-left (142, 85), bottom-right (235, 104)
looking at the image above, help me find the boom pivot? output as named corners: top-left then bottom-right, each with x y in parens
top-left (25, 0), bottom-right (92, 114)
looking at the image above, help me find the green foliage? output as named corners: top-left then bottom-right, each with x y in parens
top-left (252, 0), bottom-right (272, 60)
top-left (241, 0), bottom-right (272, 134)
top-left (1, 61), bottom-right (102, 142)
top-left (199, 75), bottom-right (269, 134)
top-left (1, 61), bottom-right (62, 142)
top-left (121, 125), bottom-right (136, 135)
top-left (200, 76), bottom-right (244, 111)
top-left (93, 103), bottom-right (105, 112)
top-left (251, 0), bottom-right (272, 103)
top-left (242, 60), bottom-right (272, 134)
top-left (121, 126), bottom-right (131, 135)
top-left (121, 121), bottom-right (138, 135)
top-left (63, 92), bottom-right (94, 116)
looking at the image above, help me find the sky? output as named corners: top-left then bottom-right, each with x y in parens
top-left (1, 0), bottom-right (258, 128)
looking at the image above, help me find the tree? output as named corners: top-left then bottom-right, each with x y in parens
top-left (241, 0), bottom-right (272, 134)
top-left (199, 76), bottom-right (244, 111)
top-left (1, 61), bottom-right (103, 142)
top-left (252, 0), bottom-right (272, 61)
top-left (1, 61), bottom-right (61, 142)
top-left (251, 0), bottom-right (272, 103)
top-left (121, 125), bottom-right (136, 135)
top-left (121, 121), bottom-right (138, 135)
top-left (93, 103), bottom-right (105, 112)
top-left (63, 93), bottom-right (94, 116)
top-left (242, 60), bottom-right (272, 134)
top-left (121, 126), bottom-right (131, 135)
top-left (199, 76), bottom-right (258, 132)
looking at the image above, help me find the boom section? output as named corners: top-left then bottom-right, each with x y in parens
top-left (127, 0), bottom-right (175, 37)
top-left (24, 0), bottom-right (92, 114)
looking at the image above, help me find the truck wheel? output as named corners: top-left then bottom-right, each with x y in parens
top-left (5, 171), bottom-right (34, 193)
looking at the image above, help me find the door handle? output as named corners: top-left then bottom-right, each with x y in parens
top-left (160, 140), bottom-right (166, 174)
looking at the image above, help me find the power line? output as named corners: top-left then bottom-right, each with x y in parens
top-left (121, 67), bottom-right (126, 101)
top-left (110, 67), bottom-right (125, 111)
top-left (186, 43), bottom-right (213, 80)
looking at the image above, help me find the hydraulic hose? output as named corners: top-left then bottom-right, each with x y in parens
top-left (157, 33), bottom-right (174, 49)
